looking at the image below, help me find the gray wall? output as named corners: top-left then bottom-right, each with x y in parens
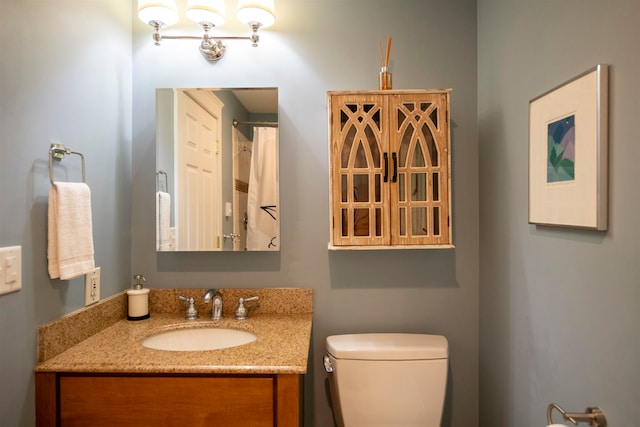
top-left (0, 0), bottom-right (132, 426)
top-left (478, 1), bottom-right (640, 426)
top-left (132, 1), bottom-right (478, 426)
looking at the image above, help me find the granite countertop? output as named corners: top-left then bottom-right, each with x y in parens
top-left (35, 288), bottom-right (313, 375)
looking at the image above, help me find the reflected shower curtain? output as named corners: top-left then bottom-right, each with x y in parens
top-left (247, 126), bottom-right (279, 250)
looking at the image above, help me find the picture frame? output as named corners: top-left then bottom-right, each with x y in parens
top-left (529, 64), bottom-right (609, 230)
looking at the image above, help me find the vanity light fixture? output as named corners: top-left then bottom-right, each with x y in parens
top-left (138, 0), bottom-right (275, 62)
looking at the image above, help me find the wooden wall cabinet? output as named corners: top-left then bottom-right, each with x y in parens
top-left (328, 90), bottom-right (453, 249)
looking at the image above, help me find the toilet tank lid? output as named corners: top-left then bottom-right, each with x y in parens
top-left (326, 333), bottom-right (448, 360)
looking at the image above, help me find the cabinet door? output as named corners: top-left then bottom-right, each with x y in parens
top-left (330, 94), bottom-right (390, 246)
top-left (389, 92), bottom-right (451, 245)
top-left (389, 93), bottom-right (451, 245)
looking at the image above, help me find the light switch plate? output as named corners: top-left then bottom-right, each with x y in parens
top-left (84, 267), bottom-right (100, 306)
top-left (0, 246), bottom-right (22, 296)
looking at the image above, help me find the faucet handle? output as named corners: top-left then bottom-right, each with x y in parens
top-left (235, 296), bottom-right (259, 320)
top-left (178, 295), bottom-right (198, 320)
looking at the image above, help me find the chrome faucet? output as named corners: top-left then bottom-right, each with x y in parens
top-left (203, 289), bottom-right (223, 320)
top-left (235, 296), bottom-right (259, 320)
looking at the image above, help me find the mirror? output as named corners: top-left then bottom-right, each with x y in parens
top-left (156, 87), bottom-right (279, 252)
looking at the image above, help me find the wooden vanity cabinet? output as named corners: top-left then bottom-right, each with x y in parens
top-left (36, 372), bottom-right (302, 427)
top-left (328, 90), bottom-right (453, 249)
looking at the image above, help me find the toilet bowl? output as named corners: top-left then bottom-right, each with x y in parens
top-left (324, 333), bottom-right (448, 427)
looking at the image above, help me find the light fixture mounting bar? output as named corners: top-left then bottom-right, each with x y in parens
top-left (148, 21), bottom-right (258, 60)
top-left (159, 35), bottom-right (251, 41)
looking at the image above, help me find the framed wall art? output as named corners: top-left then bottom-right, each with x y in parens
top-left (529, 64), bottom-right (608, 230)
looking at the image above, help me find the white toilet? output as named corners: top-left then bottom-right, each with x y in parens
top-left (324, 333), bottom-right (448, 427)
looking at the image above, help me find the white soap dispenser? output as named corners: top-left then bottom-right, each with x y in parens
top-left (127, 274), bottom-right (150, 321)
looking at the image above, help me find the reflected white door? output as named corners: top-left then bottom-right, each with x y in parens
top-left (175, 90), bottom-right (222, 251)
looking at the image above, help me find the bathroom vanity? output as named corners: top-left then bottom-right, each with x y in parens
top-left (35, 288), bottom-right (312, 427)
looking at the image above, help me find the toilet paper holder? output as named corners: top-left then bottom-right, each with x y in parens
top-left (547, 403), bottom-right (607, 427)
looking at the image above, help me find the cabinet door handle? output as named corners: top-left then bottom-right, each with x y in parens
top-left (383, 152), bottom-right (389, 182)
top-left (392, 152), bottom-right (398, 182)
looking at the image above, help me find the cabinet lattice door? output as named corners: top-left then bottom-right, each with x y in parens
top-left (329, 90), bottom-right (453, 248)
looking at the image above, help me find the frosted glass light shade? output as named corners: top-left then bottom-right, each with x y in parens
top-left (186, 0), bottom-right (226, 26)
top-left (236, 0), bottom-right (275, 28)
top-left (138, 0), bottom-right (179, 26)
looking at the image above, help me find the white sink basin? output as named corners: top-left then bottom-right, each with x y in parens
top-left (141, 328), bottom-right (257, 351)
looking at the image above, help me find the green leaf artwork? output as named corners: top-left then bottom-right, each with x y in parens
top-left (547, 115), bottom-right (575, 182)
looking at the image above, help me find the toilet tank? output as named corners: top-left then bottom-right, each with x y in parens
top-left (325, 333), bottom-right (448, 427)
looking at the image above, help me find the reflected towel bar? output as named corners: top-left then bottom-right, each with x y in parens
top-left (156, 170), bottom-right (168, 192)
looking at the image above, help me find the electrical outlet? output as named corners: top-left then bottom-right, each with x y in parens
top-left (84, 267), bottom-right (100, 306)
top-left (0, 246), bottom-right (22, 296)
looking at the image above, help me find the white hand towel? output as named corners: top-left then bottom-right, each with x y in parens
top-left (47, 182), bottom-right (95, 280)
top-left (156, 191), bottom-right (171, 250)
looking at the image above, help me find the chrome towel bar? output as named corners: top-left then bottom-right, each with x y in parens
top-left (49, 143), bottom-right (86, 185)
top-left (547, 403), bottom-right (607, 427)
